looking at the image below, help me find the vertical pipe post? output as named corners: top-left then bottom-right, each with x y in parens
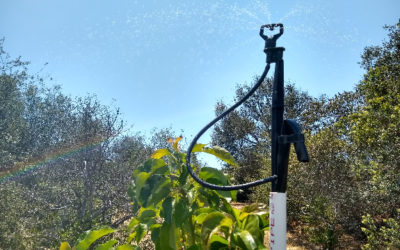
top-left (270, 58), bottom-right (286, 250)
top-left (271, 58), bottom-right (284, 192)
top-left (269, 192), bottom-right (287, 250)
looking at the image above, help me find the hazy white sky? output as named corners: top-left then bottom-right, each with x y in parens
top-left (1, 0), bottom-right (399, 145)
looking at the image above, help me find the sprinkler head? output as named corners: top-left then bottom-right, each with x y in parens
top-left (269, 23), bottom-right (276, 30)
top-left (263, 23), bottom-right (282, 31)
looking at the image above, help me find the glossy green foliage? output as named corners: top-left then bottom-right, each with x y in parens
top-left (59, 227), bottom-right (116, 250)
top-left (126, 138), bottom-right (268, 249)
top-left (61, 138), bottom-right (269, 249)
top-left (75, 227), bottom-right (116, 250)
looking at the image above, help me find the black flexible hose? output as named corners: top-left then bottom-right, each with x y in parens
top-left (186, 63), bottom-right (278, 191)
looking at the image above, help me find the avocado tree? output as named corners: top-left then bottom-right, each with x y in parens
top-left (60, 137), bottom-right (270, 249)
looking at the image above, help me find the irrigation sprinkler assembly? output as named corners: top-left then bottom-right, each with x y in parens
top-left (186, 23), bottom-right (309, 249)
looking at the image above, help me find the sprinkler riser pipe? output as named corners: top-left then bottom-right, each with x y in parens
top-left (269, 192), bottom-right (287, 250)
top-left (271, 59), bottom-right (284, 192)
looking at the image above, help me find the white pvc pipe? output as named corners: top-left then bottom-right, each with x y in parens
top-left (269, 192), bottom-right (286, 250)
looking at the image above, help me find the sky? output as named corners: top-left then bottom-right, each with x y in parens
top-left (1, 0), bottom-right (399, 147)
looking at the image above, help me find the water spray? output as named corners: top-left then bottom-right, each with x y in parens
top-left (186, 23), bottom-right (309, 249)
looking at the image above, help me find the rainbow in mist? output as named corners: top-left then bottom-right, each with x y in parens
top-left (0, 136), bottom-right (111, 184)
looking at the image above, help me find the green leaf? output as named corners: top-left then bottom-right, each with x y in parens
top-left (192, 143), bottom-right (207, 152)
top-left (173, 198), bottom-right (190, 227)
top-left (195, 213), bottom-right (210, 224)
top-left (76, 227), bottom-right (115, 250)
top-left (135, 223), bottom-right (147, 244)
top-left (161, 196), bottom-right (173, 224)
top-left (230, 190), bottom-right (237, 202)
top-left (149, 223), bottom-right (162, 231)
top-left (135, 172), bottom-right (150, 198)
top-left (198, 188), bottom-right (221, 207)
top-left (136, 172), bottom-right (171, 207)
top-left (195, 207), bottom-right (216, 214)
top-left (199, 167), bottom-right (229, 185)
top-left (199, 168), bottom-right (233, 198)
top-left (158, 223), bottom-right (176, 250)
top-left (219, 217), bottom-right (233, 229)
top-left (178, 162), bottom-right (189, 185)
top-left (94, 240), bottom-right (118, 250)
top-left (236, 230), bottom-right (257, 250)
top-left (241, 203), bottom-right (259, 213)
top-left (138, 208), bottom-right (156, 222)
top-left (201, 212), bottom-right (226, 244)
top-left (151, 226), bottom-right (161, 243)
top-left (151, 164), bottom-right (170, 176)
top-left (192, 144), bottom-right (237, 166)
top-left (258, 214), bottom-right (269, 230)
top-left (59, 242), bottom-right (72, 250)
top-left (152, 148), bottom-right (171, 159)
top-left (209, 235), bottom-right (229, 250)
top-left (116, 244), bottom-right (140, 250)
top-left (187, 244), bottom-right (202, 250)
top-left (221, 199), bottom-right (241, 226)
top-left (127, 185), bottom-right (138, 209)
top-left (242, 215), bottom-right (263, 245)
top-left (134, 159), bottom-right (166, 175)
top-left (128, 218), bottom-right (139, 231)
top-left (202, 146), bottom-right (238, 166)
top-left (127, 231), bottom-right (136, 243)
top-left (147, 178), bottom-right (171, 207)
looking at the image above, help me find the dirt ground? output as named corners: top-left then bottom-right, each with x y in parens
top-left (264, 228), bottom-right (362, 249)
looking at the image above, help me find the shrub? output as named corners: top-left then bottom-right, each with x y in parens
top-left (361, 209), bottom-right (400, 249)
top-left (301, 196), bottom-right (340, 250)
top-left (60, 137), bottom-right (269, 249)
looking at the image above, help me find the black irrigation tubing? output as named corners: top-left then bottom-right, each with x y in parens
top-left (186, 63), bottom-right (278, 191)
